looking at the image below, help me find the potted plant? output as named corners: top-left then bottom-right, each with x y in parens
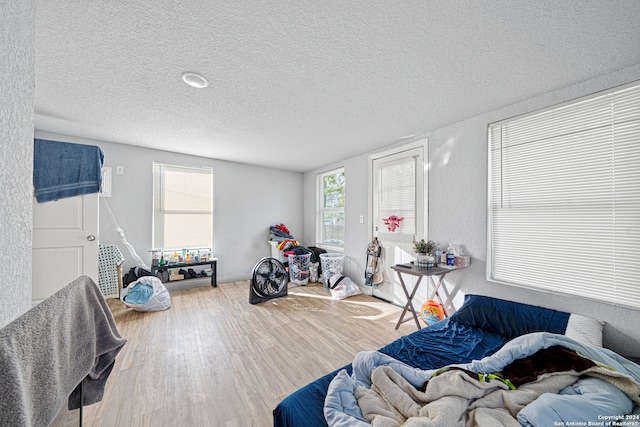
top-left (413, 239), bottom-right (435, 255)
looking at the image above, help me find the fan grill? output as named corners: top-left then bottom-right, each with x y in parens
top-left (250, 257), bottom-right (288, 304)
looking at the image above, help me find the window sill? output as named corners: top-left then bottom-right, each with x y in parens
top-left (316, 244), bottom-right (344, 253)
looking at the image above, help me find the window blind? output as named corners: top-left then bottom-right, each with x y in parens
top-left (153, 163), bottom-right (213, 249)
top-left (488, 82), bottom-right (640, 309)
top-left (377, 155), bottom-right (417, 242)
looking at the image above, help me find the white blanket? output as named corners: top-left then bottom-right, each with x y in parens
top-left (357, 361), bottom-right (637, 426)
top-left (325, 333), bottom-right (640, 427)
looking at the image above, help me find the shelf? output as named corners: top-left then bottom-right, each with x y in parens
top-left (151, 258), bottom-right (218, 288)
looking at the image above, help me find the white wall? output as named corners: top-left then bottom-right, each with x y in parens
top-left (0, 0), bottom-right (35, 328)
top-left (303, 63), bottom-right (640, 357)
top-left (34, 131), bottom-right (304, 283)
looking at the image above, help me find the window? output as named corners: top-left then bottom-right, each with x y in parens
top-left (153, 163), bottom-right (213, 250)
top-left (488, 82), bottom-right (640, 309)
top-left (372, 148), bottom-right (424, 244)
top-left (317, 168), bottom-right (345, 248)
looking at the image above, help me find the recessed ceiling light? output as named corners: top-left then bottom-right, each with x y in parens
top-left (181, 72), bottom-right (209, 89)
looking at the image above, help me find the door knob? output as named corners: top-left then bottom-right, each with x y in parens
top-left (86, 235), bottom-right (96, 241)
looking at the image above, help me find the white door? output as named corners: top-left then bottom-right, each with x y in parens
top-left (32, 193), bottom-right (99, 304)
top-left (370, 143), bottom-right (426, 305)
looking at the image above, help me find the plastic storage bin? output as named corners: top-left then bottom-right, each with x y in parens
top-left (288, 253), bottom-right (311, 286)
top-left (268, 240), bottom-right (287, 263)
top-left (319, 253), bottom-right (345, 288)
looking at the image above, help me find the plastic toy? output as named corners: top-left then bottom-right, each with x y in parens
top-left (421, 300), bottom-right (445, 326)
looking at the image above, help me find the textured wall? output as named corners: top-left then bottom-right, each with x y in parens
top-left (0, 0), bottom-right (36, 327)
top-left (33, 131), bottom-right (304, 283)
top-left (304, 63), bottom-right (640, 357)
top-left (426, 63), bottom-right (640, 357)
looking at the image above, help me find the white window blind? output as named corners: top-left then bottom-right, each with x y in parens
top-left (153, 163), bottom-right (213, 250)
top-left (488, 82), bottom-right (640, 309)
top-left (376, 156), bottom-right (417, 242)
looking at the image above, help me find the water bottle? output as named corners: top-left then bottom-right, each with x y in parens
top-left (446, 243), bottom-right (455, 266)
top-left (434, 245), bottom-right (442, 266)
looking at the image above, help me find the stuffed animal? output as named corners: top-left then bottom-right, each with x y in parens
top-left (382, 215), bottom-right (404, 232)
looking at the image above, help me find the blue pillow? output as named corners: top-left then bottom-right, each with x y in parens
top-left (449, 294), bottom-right (570, 339)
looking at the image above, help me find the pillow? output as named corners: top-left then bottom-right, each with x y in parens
top-left (564, 313), bottom-right (604, 347)
top-left (517, 377), bottom-right (633, 426)
top-left (449, 294), bottom-right (570, 339)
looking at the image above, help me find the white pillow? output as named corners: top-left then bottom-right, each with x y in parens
top-left (564, 313), bottom-right (605, 347)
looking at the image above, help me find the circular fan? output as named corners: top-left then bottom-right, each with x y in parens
top-left (249, 257), bottom-right (288, 304)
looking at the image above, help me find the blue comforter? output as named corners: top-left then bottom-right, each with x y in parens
top-left (325, 333), bottom-right (640, 426)
top-left (274, 318), bottom-right (508, 427)
top-left (273, 294), bottom-right (571, 427)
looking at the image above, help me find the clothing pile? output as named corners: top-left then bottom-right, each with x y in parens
top-left (268, 224), bottom-right (328, 283)
top-left (269, 223), bottom-right (293, 241)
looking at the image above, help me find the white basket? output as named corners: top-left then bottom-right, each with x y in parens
top-left (320, 253), bottom-right (345, 288)
top-left (288, 253), bottom-right (311, 286)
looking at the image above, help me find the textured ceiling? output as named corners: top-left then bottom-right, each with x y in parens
top-left (34, 1), bottom-right (640, 172)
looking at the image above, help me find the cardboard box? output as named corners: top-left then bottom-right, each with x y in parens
top-left (168, 268), bottom-right (184, 281)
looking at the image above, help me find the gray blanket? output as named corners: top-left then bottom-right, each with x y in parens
top-left (0, 275), bottom-right (127, 426)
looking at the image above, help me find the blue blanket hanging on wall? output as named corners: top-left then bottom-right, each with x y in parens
top-left (33, 139), bottom-right (104, 203)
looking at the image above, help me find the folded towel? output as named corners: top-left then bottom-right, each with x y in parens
top-left (33, 138), bottom-right (104, 203)
top-left (0, 276), bottom-right (127, 426)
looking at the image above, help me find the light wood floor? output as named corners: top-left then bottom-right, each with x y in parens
top-left (51, 281), bottom-right (416, 427)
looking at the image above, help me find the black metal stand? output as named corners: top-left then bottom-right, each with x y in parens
top-left (151, 258), bottom-right (218, 287)
top-left (78, 380), bottom-right (83, 427)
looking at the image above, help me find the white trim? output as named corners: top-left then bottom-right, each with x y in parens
top-left (152, 162), bottom-right (213, 250)
top-left (485, 124), bottom-right (493, 283)
top-left (316, 167), bottom-right (345, 248)
top-left (100, 167), bottom-right (112, 198)
top-left (316, 243), bottom-right (345, 253)
top-left (368, 137), bottom-right (428, 161)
